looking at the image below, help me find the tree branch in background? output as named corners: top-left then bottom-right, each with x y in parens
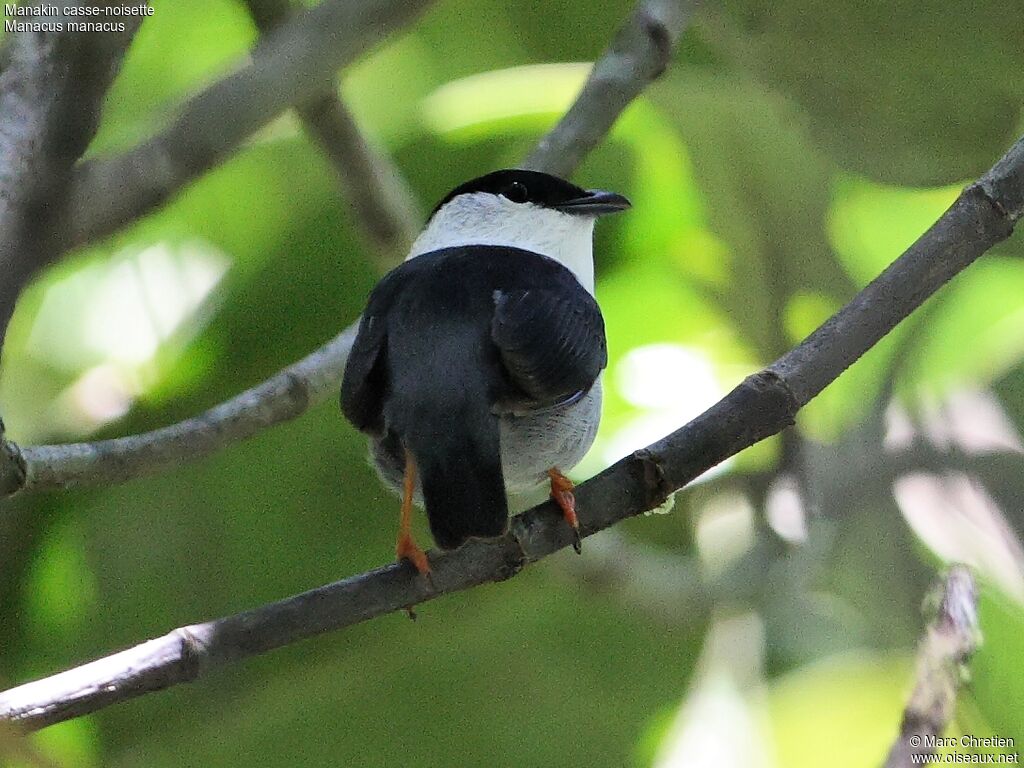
top-left (1, 133), bottom-right (1020, 731)
top-left (10, 327), bottom-right (356, 493)
top-left (0, 4), bottom-right (142, 340)
top-left (884, 566), bottom-right (980, 768)
top-left (246, 0), bottom-right (422, 265)
top-left (0, 0), bottom-right (697, 498)
top-left (521, 0), bottom-right (698, 177)
top-left (63, 0), bottom-right (433, 252)
top-left (297, 95), bottom-right (422, 264)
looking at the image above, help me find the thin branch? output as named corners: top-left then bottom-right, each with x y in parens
top-left (884, 566), bottom-right (980, 768)
top-left (0, 0), bottom-right (697, 498)
top-left (767, 159), bottom-right (1021, 404)
top-left (13, 326), bottom-right (356, 493)
top-left (298, 95), bottom-right (422, 263)
top-left (299, 95), bottom-right (422, 262)
top-left (1, 133), bottom-right (1022, 730)
top-left (62, 0), bottom-right (433, 252)
top-left (245, 0), bottom-right (421, 264)
top-left (521, 0), bottom-right (698, 177)
top-left (0, 4), bottom-right (143, 340)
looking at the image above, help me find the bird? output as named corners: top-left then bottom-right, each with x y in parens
top-left (340, 168), bottom-right (630, 574)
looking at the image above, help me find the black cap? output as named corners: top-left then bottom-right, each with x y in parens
top-left (431, 169), bottom-right (630, 219)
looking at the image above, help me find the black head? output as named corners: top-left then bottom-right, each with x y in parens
top-left (429, 169), bottom-right (630, 219)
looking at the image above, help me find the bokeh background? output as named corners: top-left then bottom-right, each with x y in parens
top-left (2, 1), bottom-right (1024, 766)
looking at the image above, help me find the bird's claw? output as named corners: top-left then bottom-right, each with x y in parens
top-left (548, 467), bottom-right (583, 554)
top-left (396, 535), bottom-right (434, 620)
top-left (396, 533), bottom-right (434, 580)
top-left (569, 525), bottom-right (582, 555)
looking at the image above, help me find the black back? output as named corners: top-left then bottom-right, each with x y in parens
top-left (340, 245), bottom-right (606, 549)
top-left (341, 245), bottom-right (606, 430)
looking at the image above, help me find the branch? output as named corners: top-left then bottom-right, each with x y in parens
top-left (1, 133), bottom-right (1021, 730)
top-left (0, 419), bottom-right (24, 498)
top-left (521, 0), bottom-right (697, 177)
top-left (62, 0), bottom-right (433, 252)
top-left (298, 95), bottom-right (422, 264)
top-left (245, 0), bottom-right (421, 265)
top-left (884, 566), bottom-right (980, 768)
top-left (0, 4), bottom-right (143, 339)
top-left (12, 326), bottom-right (356, 493)
top-left (0, 0), bottom-right (697, 498)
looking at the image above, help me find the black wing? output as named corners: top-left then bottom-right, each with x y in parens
top-left (341, 246), bottom-right (607, 429)
top-left (340, 270), bottom-right (406, 434)
top-left (491, 280), bottom-right (606, 406)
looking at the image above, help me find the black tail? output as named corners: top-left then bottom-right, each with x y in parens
top-left (403, 390), bottom-right (508, 550)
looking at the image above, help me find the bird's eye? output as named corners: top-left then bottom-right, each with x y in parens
top-left (502, 182), bottom-right (529, 203)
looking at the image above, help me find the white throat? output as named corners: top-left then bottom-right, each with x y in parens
top-left (408, 193), bottom-right (597, 293)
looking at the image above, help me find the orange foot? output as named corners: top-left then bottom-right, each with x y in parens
top-left (396, 532), bottom-right (433, 620)
top-left (548, 467), bottom-right (582, 554)
top-left (396, 531), bottom-right (432, 577)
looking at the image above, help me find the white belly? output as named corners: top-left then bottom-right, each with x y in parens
top-left (499, 379), bottom-right (602, 495)
top-left (367, 379), bottom-right (602, 509)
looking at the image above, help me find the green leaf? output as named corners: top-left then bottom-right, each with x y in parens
top-left (971, 586), bottom-right (1024, 745)
top-left (651, 71), bottom-right (855, 362)
top-left (708, 0), bottom-right (1024, 185)
top-left (768, 654), bottom-right (912, 767)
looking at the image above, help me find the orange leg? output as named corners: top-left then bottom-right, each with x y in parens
top-left (548, 467), bottom-right (582, 554)
top-left (396, 450), bottom-right (432, 576)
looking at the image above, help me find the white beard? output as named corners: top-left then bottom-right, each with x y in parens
top-left (407, 193), bottom-right (597, 293)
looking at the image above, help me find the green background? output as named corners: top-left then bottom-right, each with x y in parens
top-left (2, 0), bottom-right (1024, 765)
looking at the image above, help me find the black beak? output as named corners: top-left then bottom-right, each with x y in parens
top-left (554, 189), bottom-right (632, 216)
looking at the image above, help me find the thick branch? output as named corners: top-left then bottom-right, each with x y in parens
top-left (884, 566), bottom-right (980, 768)
top-left (521, 0), bottom-right (697, 177)
top-left (0, 4), bottom-right (142, 339)
top-left (0, 0), bottom-right (697, 498)
top-left (1, 133), bottom-right (1022, 730)
top-left (0, 372), bottom-right (787, 730)
top-left (246, 0), bottom-right (421, 264)
top-left (63, 0), bottom-right (432, 251)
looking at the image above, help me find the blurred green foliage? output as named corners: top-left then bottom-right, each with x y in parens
top-left (1, 0), bottom-right (1024, 766)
